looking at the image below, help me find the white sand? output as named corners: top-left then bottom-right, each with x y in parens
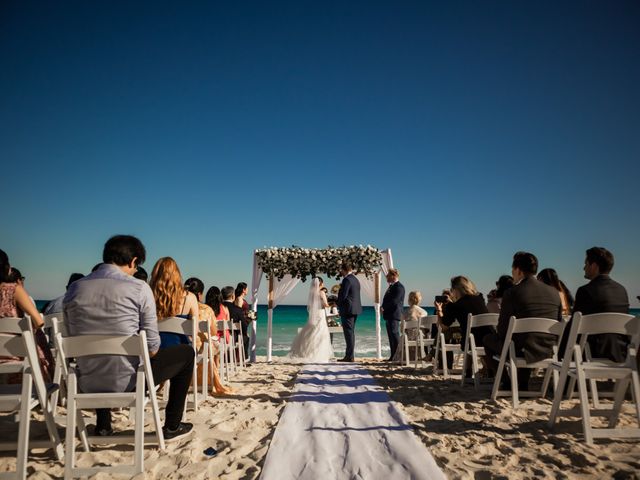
top-left (2, 358), bottom-right (639, 479)
top-left (260, 363), bottom-right (445, 480)
top-left (365, 361), bottom-right (640, 479)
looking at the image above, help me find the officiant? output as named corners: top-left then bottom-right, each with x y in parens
top-left (381, 268), bottom-right (405, 361)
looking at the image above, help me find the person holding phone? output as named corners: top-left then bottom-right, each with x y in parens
top-left (435, 276), bottom-right (490, 374)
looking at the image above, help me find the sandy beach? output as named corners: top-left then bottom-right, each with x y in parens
top-left (2, 358), bottom-right (639, 479)
top-left (365, 361), bottom-right (640, 480)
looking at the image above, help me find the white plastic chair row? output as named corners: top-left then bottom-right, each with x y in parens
top-left (0, 317), bottom-right (63, 480)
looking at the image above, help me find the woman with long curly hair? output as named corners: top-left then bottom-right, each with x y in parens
top-left (150, 257), bottom-right (199, 349)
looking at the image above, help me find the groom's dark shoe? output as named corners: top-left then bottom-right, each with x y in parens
top-left (337, 357), bottom-right (354, 362)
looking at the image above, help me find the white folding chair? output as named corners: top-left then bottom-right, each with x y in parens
top-left (0, 317), bottom-right (63, 480)
top-left (434, 320), bottom-right (464, 379)
top-left (460, 313), bottom-right (499, 389)
top-left (217, 320), bottom-right (235, 381)
top-left (398, 315), bottom-right (437, 367)
top-left (42, 313), bottom-right (66, 415)
top-left (491, 316), bottom-right (566, 408)
top-left (548, 312), bottom-right (640, 444)
top-left (157, 317), bottom-right (202, 412)
top-left (232, 321), bottom-right (246, 368)
top-left (199, 319), bottom-right (213, 396)
top-left (59, 330), bottom-right (165, 478)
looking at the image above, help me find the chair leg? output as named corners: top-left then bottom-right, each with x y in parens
top-left (472, 351), bottom-right (480, 390)
top-left (43, 396), bottom-right (64, 461)
top-left (460, 348), bottom-right (468, 386)
top-left (16, 375), bottom-right (33, 480)
top-left (576, 366), bottom-right (594, 444)
top-left (510, 361), bottom-right (519, 409)
top-left (608, 377), bottom-right (630, 428)
top-left (65, 375), bottom-right (78, 479)
top-left (632, 369), bottom-right (640, 427)
top-left (540, 367), bottom-right (553, 399)
top-left (548, 369), bottom-right (567, 428)
top-left (589, 377), bottom-right (602, 409)
top-left (134, 374), bottom-right (144, 474)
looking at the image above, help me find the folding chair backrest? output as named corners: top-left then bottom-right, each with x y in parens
top-left (59, 334), bottom-right (144, 358)
top-left (157, 316), bottom-right (196, 337)
top-left (576, 312), bottom-right (636, 336)
top-left (404, 319), bottom-right (421, 330)
top-left (422, 315), bottom-right (438, 331)
top-left (0, 316), bottom-right (31, 335)
top-left (43, 312), bottom-right (63, 329)
top-left (469, 313), bottom-right (499, 329)
top-left (508, 316), bottom-right (566, 336)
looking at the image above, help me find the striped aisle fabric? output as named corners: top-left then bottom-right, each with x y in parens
top-left (260, 363), bottom-right (446, 480)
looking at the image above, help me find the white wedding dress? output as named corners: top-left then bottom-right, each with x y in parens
top-left (288, 278), bottom-right (334, 363)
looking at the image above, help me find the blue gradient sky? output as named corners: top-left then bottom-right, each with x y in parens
top-left (1, 1), bottom-right (639, 305)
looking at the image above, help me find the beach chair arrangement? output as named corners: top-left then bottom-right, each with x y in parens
top-left (0, 317), bottom-right (63, 480)
top-left (490, 316), bottom-right (567, 408)
top-left (460, 313), bottom-right (499, 389)
top-left (548, 312), bottom-right (640, 444)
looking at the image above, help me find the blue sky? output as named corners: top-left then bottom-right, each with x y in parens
top-left (1, 1), bottom-right (639, 305)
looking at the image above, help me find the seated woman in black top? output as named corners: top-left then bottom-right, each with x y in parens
top-left (435, 275), bottom-right (491, 352)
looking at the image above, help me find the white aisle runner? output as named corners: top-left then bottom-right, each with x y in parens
top-left (260, 363), bottom-right (446, 480)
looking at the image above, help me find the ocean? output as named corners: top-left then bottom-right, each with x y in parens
top-left (35, 301), bottom-right (639, 359)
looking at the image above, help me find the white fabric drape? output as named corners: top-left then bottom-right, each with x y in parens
top-left (271, 275), bottom-right (301, 308)
top-left (266, 274), bottom-right (301, 360)
top-left (356, 274), bottom-right (376, 303)
top-left (249, 254), bottom-right (263, 362)
top-left (380, 249), bottom-right (394, 275)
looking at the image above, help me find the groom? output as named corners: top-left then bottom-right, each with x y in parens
top-left (337, 261), bottom-right (362, 362)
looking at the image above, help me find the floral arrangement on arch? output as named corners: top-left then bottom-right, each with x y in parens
top-left (255, 245), bottom-right (383, 282)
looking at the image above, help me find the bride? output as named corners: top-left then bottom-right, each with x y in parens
top-left (288, 277), bottom-right (334, 362)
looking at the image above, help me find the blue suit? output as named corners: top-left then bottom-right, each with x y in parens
top-left (382, 281), bottom-right (405, 359)
top-left (337, 273), bottom-right (362, 361)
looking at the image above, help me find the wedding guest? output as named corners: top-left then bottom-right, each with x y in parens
top-left (391, 291), bottom-right (428, 363)
top-left (486, 275), bottom-right (514, 313)
top-left (6, 267), bottom-right (25, 286)
top-left (537, 268), bottom-right (573, 316)
top-left (133, 266), bottom-right (148, 282)
top-left (150, 257), bottom-right (199, 349)
top-left (63, 236), bottom-right (194, 440)
top-left (436, 276), bottom-right (489, 373)
top-left (483, 252), bottom-right (562, 390)
top-left (184, 278), bottom-right (232, 394)
top-left (381, 268), bottom-right (405, 361)
top-left (0, 249), bottom-right (54, 383)
top-left (222, 286), bottom-right (248, 363)
top-left (563, 247), bottom-right (629, 362)
top-left (206, 286), bottom-right (232, 347)
top-left (43, 272), bottom-right (84, 315)
top-left (234, 282), bottom-right (251, 359)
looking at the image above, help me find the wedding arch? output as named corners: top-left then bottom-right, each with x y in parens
top-left (248, 245), bottom-right (394, 361)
